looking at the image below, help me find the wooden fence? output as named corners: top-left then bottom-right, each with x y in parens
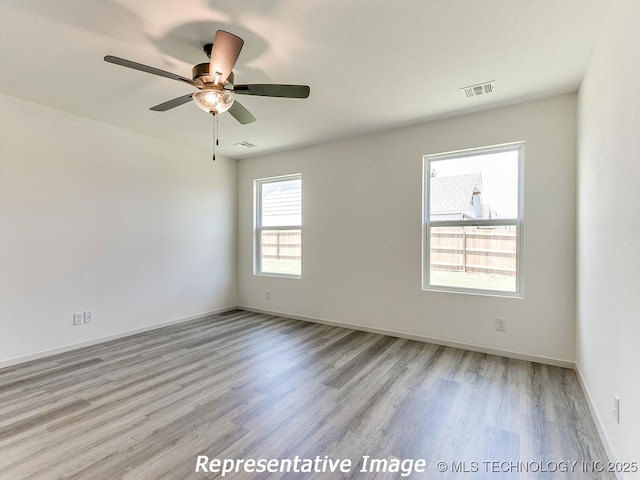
top-left (430, 226), bottom-right (517, 276)
top-left (261, 230), bottom-right (302, 260)
top-left (262, 227), bottom-right (517, 277)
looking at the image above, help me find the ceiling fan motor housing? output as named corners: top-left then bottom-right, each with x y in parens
top-left (192, 62), bottom-right (234, 86)
top-left (192, 63), bottom-right (211, 83)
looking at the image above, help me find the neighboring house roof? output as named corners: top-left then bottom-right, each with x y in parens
top-left (431, 173), bottom-right (483, 215)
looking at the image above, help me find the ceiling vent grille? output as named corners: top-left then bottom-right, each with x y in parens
top-left (461, 81), bottom-right (495, 98)
top-left (234, 141), bottom-right (256, 148)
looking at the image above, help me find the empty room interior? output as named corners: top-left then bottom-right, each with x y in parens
top-left (1, 0), bottom-right (639, 479)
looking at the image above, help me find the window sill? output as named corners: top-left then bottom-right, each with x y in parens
top-left (422, 285), bottom-right (523, 299)
top-left (254, 272), bottom-right (302, 280)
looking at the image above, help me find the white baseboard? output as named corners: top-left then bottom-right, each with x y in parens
top-left (1, 304), bottom-right (574, 370)
top-left (575, 366), bottom-right (626, 480)
top-left (0, 306), bottom-right (237, 370)
top-left (239, 306), bottom-right (575, 369)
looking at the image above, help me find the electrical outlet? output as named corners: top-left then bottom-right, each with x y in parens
top-left (73, 312), bottom-right (84, 326)
top-left (83, 311), bottom-right (93, 323)
top-left (614, 394), bottom-right (620, 424)
top-left (265, 290), bottom-right (271, 300)
top-left (495, 317), bottom-right (506, 331)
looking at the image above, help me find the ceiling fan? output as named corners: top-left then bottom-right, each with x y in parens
top-left (104, 30), bottom-right (310, 125)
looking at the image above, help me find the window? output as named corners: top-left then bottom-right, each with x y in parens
top-left (255, 174), bottom-right (302, 277)
top-left (423, 143), bottom-right (523, 297)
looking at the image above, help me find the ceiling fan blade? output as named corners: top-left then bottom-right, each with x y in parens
top-left (233, 84), bottom-right (310, 98)
top-left (227, 100), bottom-right (256, 125)
top-left (150, 94), bottom-right (194, 112)
top-left (209, 31), bottom-right (244, 84)
top-left (104, 55), bottom-right (197, 87)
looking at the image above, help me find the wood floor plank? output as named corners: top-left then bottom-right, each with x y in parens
top-left (0, 310), bottom-right (615, 479)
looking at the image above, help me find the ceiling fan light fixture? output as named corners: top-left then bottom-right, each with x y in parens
top-left (192, 89), bottom-right (234, 114)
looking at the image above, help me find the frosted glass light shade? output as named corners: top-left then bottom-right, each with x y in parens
top-left (192, 89), bottom-right (234, 114)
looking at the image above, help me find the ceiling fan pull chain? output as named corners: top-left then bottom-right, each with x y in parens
top-left (212, 112), bottom-right (216, 161)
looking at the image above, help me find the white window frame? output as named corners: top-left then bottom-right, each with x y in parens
top-left (254, 173), bottom-right (302, 279)
top-left (422, 142), bottom-right (524, 298)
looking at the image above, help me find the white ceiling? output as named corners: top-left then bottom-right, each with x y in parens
top-left (0, 0), bottom-right (608, 159)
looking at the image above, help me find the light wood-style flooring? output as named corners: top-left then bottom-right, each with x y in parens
top-left (0, 310), bottom-right (613, 479)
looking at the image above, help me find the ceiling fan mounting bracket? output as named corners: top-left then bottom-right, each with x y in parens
top-left (203, 43), bottom-right (213, 59)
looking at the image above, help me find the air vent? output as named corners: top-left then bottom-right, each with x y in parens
top-left (460, 81), bottom-right (495, 98)
top-left (234, 141), bottom-right (256, 148)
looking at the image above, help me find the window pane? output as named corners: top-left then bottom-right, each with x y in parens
top-left (260, 229), bottom-right (301, 276)
top-left (429, 225), bottom-right (517, 292)
top-left (430, 150), bottom-right (518, 221)
top-left (261, 178), bottom-right (302, 227)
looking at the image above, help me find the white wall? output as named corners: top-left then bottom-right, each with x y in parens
top-left (577, 0), bottom-right (640, 474)
top-left (238, 94), bottom-right (577, 365)
top-left (0, 93), bottom-right (237, 365)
